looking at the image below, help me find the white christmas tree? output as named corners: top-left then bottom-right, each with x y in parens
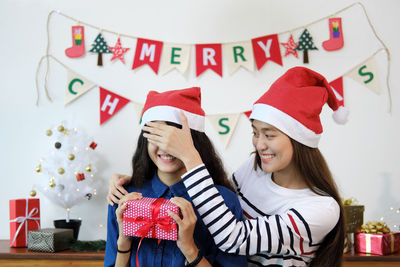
top-left (34, 121), bottom-right (99, 222)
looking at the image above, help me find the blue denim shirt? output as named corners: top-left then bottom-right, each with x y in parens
top-left (104, 173), bottom-right (247, 267)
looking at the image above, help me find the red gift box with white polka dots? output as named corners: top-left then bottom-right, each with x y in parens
top-left (123, 197), bottom-right (179, 241)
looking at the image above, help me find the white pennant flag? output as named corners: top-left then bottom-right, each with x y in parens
top-left (346, 57), bottom-right (380, 94)
top-left (224, 41), bottom-right (254, 75)
top-left (65, 70), bottom-right (96, 105)
top-left (159, 43), bottom-right (191, 75)
top-left (133, 102), bottom-right (144, 124)
top-left (207, 113), bottom-right (241, 148)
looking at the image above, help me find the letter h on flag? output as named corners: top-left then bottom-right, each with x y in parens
top-left (99, 87), bottom-right (130, 125)
top-left (132, 38), bottom-right (163, 74)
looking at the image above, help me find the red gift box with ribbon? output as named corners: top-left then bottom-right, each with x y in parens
top-left (9, 198), bottom-right (41, 247)
top-left (354, 232), bottom-right (400, 255)
top-left (123, 197), bottom-right (179, 240)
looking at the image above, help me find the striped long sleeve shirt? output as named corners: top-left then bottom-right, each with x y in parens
top-left (182, 157), bottom-right (340, 267)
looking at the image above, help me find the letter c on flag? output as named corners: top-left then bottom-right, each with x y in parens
top-left (68, 78), bottom-right (84, 95)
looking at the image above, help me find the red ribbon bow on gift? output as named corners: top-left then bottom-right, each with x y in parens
top-left (123, 198), bottom-right (177, 267)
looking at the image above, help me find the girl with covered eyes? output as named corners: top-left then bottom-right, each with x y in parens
top-left (108, 67), bottom-right (346, 267)
top-left (104, 87), bottom-right (247, 267)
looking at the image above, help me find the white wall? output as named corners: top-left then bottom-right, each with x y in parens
top-left (1, 0), bottom-right (399, 241)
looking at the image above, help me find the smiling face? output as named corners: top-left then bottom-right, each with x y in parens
top-left (146, 122), bottom-right (186, 181)
top-left (252, 119), bottom-right (295, 175)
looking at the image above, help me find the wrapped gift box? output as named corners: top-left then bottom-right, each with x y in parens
top-left (354, 232), bottom-right (400, 255)
top-left (344, 205), bottom-right (364, 233)
top-left (28, 228), bottom-right (74, 252)
top-left (123, 197), bottom-right (179, 241)
top-left (9, 198), bottom-right (41, 247)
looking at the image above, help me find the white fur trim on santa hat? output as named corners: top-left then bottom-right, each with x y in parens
top-left (140, 105), bottom-right (205, 132)
top-left (250, 103), bottom-right (321, 148)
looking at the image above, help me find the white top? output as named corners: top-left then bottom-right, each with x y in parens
top-left (182, 155), bottom-right (340, 267)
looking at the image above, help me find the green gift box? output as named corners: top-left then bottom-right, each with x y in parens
top-left (27, 228), bottom-right (73, 252)
top-left (344, 205), bottom-right (364, 233)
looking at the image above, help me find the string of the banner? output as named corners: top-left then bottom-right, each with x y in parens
top-left (36, 2), bottom-right (392, 112)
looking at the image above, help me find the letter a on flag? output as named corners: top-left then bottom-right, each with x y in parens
top-left (99, 87), bottom-right (130, 125)
top-left (132, 38), bottom-right (163, 74)
top-left (195, 44), bottom-right (222, 77)
top-left (251, 34), bottom-right (282, 70)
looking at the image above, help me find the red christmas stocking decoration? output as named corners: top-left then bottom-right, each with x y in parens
top-left (322, 18), bottom-right (343, 51)
top-left (65, 26), bottom-right (85, 58)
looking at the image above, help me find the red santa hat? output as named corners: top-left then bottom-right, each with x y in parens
top-left (250, 66), bottom-right (348, 148)
top-left (140, 87), bottom-right (205, 132)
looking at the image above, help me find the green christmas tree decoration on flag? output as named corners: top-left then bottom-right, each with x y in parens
top-left (295, 29), bottom-right (318, 64)
top-left (89, 33), bottom-right (112, 66)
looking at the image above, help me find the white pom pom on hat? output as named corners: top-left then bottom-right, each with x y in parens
top-left (250, 66), bottom-right (349, 148)
top-left (140, 87), bottom-right (205, 132)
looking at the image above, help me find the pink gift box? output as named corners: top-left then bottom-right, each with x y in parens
top-left (123, 197), bottom-right (179, 241)
top-left (354, 232), bottom-right (400, 255)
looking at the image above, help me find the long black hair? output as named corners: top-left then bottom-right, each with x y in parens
top-left (130, 122), bottom-right (234, 192)
top-left (254, 138), bottom-right (344, 267)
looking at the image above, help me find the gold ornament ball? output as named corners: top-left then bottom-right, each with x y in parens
top-left (57, 125), bottom-right (65, 132)
top-left (49, 181), bottom-right (56, 188)
top-left (46, 130), bottom-right (52, 136)
top-left (35, 165), bottom-right (41, 173)
top-left (58, 168), bottom-right (65, 175)
top-left (68, 154), bottom-right (75, 160)
top-left (29, 190), bottom-right (37, 197)
top-left (85, 164), bottom-right (92, 172)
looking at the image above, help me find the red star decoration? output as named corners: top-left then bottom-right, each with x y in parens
top-left (109, 38), bottom-right (130, 64)
top-left (280, 35), bottom-right (299, 58)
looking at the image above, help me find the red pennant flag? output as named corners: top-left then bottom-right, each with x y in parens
top-left (195, 44), bottom-right (222, 77)
top-left (132, 38), bottom-right (163, 74)
top-left (329, 77), bottom-right (344, 106)
top-left (99, 87), bottom-right (130, 125)
top-left (251, 34), bottom-right (282, 70)
top-left (244, 110), bottom-right (252, 118)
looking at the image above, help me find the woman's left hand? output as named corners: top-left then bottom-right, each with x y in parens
top-left (168, 197), bottom-right (199, 262)
top-left (142, 111), bottom-right (203, 170)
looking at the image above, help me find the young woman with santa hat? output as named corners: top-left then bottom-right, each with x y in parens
top-left (109, 67), bottom-right (346, 267)
top-left (104, 87), bottom-right (247, 267)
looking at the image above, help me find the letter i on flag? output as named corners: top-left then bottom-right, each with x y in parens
top-left (132, 38), bottom-right (163, 74)
top-left (99, 87), bottom-right (130, 125)
top-left (195, 44), bottom-right (223, 77)
top-left (251, 34), bottom-right (282, 70)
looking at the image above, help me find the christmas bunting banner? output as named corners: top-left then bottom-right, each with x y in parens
top-left (35, 2), bottom-right (394, 149)
top-left (208, 113), bottom-right (241, 148)
top-left (99, 87), bottom-right (130, 125)
top-left (251, 34), bottom-right (283, 70)
top-left (159, 43), bottom-right (191, 75)
top-left (133, 102), bottom-right (144, 124)
top-left (195, 43), bottom-right (223, 77)
top-left (132, 38), bottom-right (163, 74)
top-left (346, 57), bottom-right (380, 94)
top-left (224, 41), bottom-right (255, 75)
top-left (65, 70), bottom-right (96, 105)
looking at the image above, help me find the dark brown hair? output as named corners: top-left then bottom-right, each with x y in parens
top-left (130, 122), bottom-right (234, 192)
top-left (254, 139), bottom-right (344, 267)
